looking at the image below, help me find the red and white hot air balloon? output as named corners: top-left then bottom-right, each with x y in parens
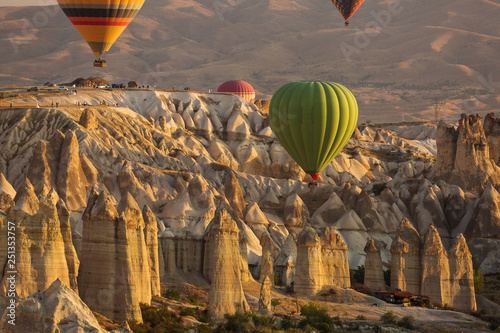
top-left (217, 80), bottom-right (255, 103)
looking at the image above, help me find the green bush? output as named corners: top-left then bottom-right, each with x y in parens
top-left (353, 265), bottom-right (365, 284)
top-left (281, 319), bottom-right (296, 330)
top-left (372, 183), bottom-right (387, 196)
top-left (474, 268), bottom-right (484, 293)
top-left (356, 315), bottom-right (367, 320)
top-left (398, 315), bottom-right (415, 329)
top-left (197, 325), bottom-right (212, 333)
top-left (129, 303), bottom-right (182, 333)
top-left (179, 308), bottom-right (195, 317)
top-left (271, 298), bottom-right (281, 308)
top-left (188, 294), bottom-right (199, 305)
top-left (197, 309), bottom-right (211, 324)
top-left (164, 288), bottom-right (181, 301)
top-left (219, 312), bottom-right (277, 332)
top-left (380, 311), bottom-right (397, 325)
top-left (299, 301), bottom-right (333, 333)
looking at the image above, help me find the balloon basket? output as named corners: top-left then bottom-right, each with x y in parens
top-left (94, 60), bottom-right (107, 67)
top-left (308, 182), bottom-right (318, 189)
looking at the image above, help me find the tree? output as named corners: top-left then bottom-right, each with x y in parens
top-left (398, 315), bottom-right (415, 329)
top-left (380, 311), bottom-right (397, 325)
top-left (474, 268), bottom-right (484, 293)
top-left (384, 269), bottom-right (391, 287)
top-left (353, 265), bottom-right (365, 284)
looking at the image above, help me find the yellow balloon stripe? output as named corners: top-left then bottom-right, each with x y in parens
top-left (73, 24), bottom-right (128, 56)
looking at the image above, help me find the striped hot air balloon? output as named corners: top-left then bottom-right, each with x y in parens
top-left (217, 80), bottom-right (256, 103)
top-left (58, 0), bottom-right (145, 65)
top-left (330, 0), bottom-right (365, 26)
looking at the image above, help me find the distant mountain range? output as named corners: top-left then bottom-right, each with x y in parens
top-left (1, 0), bottom-right (500, 122)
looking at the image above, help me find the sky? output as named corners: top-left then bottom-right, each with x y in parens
top-left (0, 0), bottom-right (57, 6)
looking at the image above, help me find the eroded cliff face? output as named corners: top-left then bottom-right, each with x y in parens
top-left (320, 227), bottom-right (350, 288)
top-left (0, 279), bottom-right (105, 333)
top-left (449, 234), bottom-right (476, 312)
top-left (364, 238), bottom-right (385, 293)
top-left (78, 191), bottom-right (152, 323)
top-left (466, 184), bottom-right (500, 274)
top-left (483, 113), bottom-right (500, 167)
top-left (207, 204), bottom-right (249, 319)
top-left (294, 226), bottom-right (350, 296)
top-left (389, 220), bottom-right (476, 310)
top-left (0, 181), bottom-right (72, 298)
top-left (436, 114), bottom-right (500, 191)
top-left (295, 226), bottom-right (322, 296)
top-left (390, 218), bottom-right (421, 295)
top-left (421, 225), bottom-right (451, 307)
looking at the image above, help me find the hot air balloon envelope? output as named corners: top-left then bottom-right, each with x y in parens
top-left (58, 0), bottom-right (145, 57)
top-left (217, 80), bottom-right (256, 103)
top-left (269, 81), bottom-right (358, 179)
top-left (331, 0), bottom-right (365, 20)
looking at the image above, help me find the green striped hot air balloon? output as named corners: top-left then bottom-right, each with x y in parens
top-left (269, 81), bottom-right (358, 180)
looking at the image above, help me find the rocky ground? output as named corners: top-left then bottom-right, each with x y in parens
top-left (0, 87), bottom-right (499, 332)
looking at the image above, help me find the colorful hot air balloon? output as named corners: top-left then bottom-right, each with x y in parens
top-left (269, 81), bottom-right (358, 180)
top-left (57, 0), bottom-right (145, 67)
top-left (330, 0), bottom-right (365, 25)
top-left (217, 80), bottom-right (256, 103)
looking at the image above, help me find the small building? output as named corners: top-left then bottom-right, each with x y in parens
top-left (375, 291), bottom-right (430, 307)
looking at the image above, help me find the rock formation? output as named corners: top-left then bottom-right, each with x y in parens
top-left (161, 236), bottom-right (177, 277)
top-left (436, 114), bottom-right (500, 190)
top-left (0, 173), bottom-right (15, 213)
top-left (258, 276), bottom-right (272, 316)
top-left (364, 238), bottom-right (385, 292)
top-left (56, 131), bottom-right (89, 211)
top-left (1, 181), bottom-right (71, 298)
top-left (274, 234), bottom-right (297, 286)
top-left (260, 230), bottom-right (280, 260)
top-left (449, 234), bottom-right (477, 312)
top-left (466, 184), bottom-right (500, 273)
top-left (320, 227), bottom-right (350, 288)
top-left (283, 193), bottom-right (309, 228)
top-left (79, 108), bottom-right (98, 129)
top-left (294, 226), bottom-right (351, 295)
top-left (421, 225), bottom-right (451, 306)
top-left (208, 204), bottom-right (249, 319)
top-left (409, 180), bottom-right (449, 237)
top-left (26, 140), bottom-right (55, 198)
top-left (483, 112), bottom-right (500, 167)
top-left (311, 192), bottom-right (347, 229)
top-left (143, 205), bottom-right (161, 297)
top-left (390, 218), bottom-right (421, 295)
top-left (466, 184), bottom-right (500, 239)
top-left (282, 256), bottom-right (295, 287)
top-left (294, 226), bottom-right (323, 296)
top-left (78, 191), bottom-right (151, 323)
top-left (259, 250), bottom-right (274, 284)
top-left (0, 279), bottom-right (105, 333)
top-left (57, 199), bottom-right (80, 292)
top-left (224, 171), bottom-right (246, 219)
